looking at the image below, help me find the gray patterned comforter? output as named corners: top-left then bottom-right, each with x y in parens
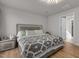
top-left (17, 34), bottom-right (64, 58)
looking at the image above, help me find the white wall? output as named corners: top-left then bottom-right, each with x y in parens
top-left (48, 9), bottom-right (74, 35)
top-left (48, 7), bottom-right (79, 46)
top-left (47, 15), bottom-right (60, 36)
top-left (1, 5), bottom-right (79, 46)
top-left (0, 9), bottom-right (1, 35)
top-left (1, 7), bottom-right (48, 35)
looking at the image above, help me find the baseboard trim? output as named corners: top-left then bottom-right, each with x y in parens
top-left (65, 40), bottom-right (79, 47)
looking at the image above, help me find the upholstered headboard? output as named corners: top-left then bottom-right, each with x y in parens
top-left (16, 24), bottom-right (43, 34)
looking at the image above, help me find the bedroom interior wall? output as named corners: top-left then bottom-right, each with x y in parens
top-left (47, 7), bottom-right (79, 46)
top-left (1, 5), bottom-right (79, 46)
top-left (1, 7), bottom-right (48, 35)
top-left (0, 8), bottom-right (3, 36)
top-left (0, 9), bottom-right (1, 35)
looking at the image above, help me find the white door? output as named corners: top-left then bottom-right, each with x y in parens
top-left (59, 16), bottom-right (66, 40)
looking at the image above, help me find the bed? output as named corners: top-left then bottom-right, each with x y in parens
top-left (16, 24), bottom-right (64, 58)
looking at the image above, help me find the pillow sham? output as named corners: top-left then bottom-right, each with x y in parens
top-left (25, 30), bottom-right (44, 36)
top-left (26, 30), bottom-right (36, 36)
top-left (17, 31), bottom-right (26, 38)
top-left (34, 30), bottom-right (44, 35)
top-left (17, 30), bottom-right (44, 37)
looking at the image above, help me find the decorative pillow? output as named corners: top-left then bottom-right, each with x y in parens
top-left (26, 30), bottom-right (36, 36)
top-left (17, 31), bottom-right (26, 37)
top-left (34, 30), bottom-right (44, 35)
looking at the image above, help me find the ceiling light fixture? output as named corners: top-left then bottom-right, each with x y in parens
top-left (41, 0), bottom-right (63, 4)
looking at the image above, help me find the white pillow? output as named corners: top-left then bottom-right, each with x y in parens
top-left (17, 31), bottom-right (26, 38)
top-left (34, 30), bottom-right (44, 35)
top-left (26, 30), bottom-right (36, 36)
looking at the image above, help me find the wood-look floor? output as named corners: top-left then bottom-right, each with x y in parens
top-left (0, 42), bottom-right (79, 58)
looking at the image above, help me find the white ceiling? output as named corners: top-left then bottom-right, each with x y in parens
top-left (0, 0), bottom-right (79, 16)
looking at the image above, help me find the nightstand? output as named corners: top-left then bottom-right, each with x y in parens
top-left (0, 39), bottom-right (17, 51)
